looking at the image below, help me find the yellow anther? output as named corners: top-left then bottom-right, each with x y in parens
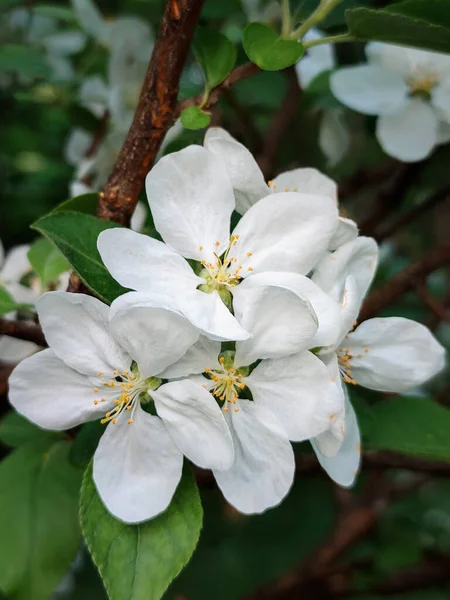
top-left (94, 400), bottom-right (99, 405)
top-left (284, 187), bottom-right (289, 192)
top-left (199, 246), bottom-right (203, 251)
top-left (113, 370), bottom-right (119, 375)
top-left (215, 241), bottom-right (220, 247)
top-left (364, 348), bottom-right (369, 353)
top-left (126, 406), bottom-right (132, 411)
top-left (112, 419), bottom-right (117, 425)
top-left (248, 267), bottom-right (253, 272)
top-left (238, 383), bottom-right (245, 389)
top-left (97, 372), bottom-right (103, 377)
top-left (234, 408), bottom-right (239, 412)
top-left (93, 387), bottom-right (99, 393)
top-left (109, 381), bottom-right (115, 387)
top-left (122, 370), bottom-right (129, 376)
top-left (223, 406), bottom-right (229, 412)
top-left (247, 252), bottom-right (252, 257)
top-left (105, 412), bottom-right (111, 418)
top-left (100, 398), bottom-right (105, 402)
top-left (128, 419), bottom-right (133, 424)
top-left (130, 375), bottom-right (135, 381)
top-left (219, 357), bottom-right (225, 364)
top-left (204, 367), bottom-right (211, 373)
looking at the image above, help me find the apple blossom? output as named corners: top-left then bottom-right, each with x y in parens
top-left (330, 43), bottom-right (450, 162)
top-left (8, 291), bottom-right (238, 523)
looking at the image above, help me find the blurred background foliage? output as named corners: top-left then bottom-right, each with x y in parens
top-left (1, 0), bottom-right (450, 599)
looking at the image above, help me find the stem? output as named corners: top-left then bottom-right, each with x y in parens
top-left (303, 32), bottom-right (355, 48)
top-left (281, 0), bottom-right (291, 38)
top-left (290, 0), bottom-right (342, 40)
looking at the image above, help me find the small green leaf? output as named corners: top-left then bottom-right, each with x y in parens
top-left (52, 193), bottom-right (98, 215)
top-left (0, 286), bottom-right (32, 316)
top-left (69, 420), bottom-right (104, 469)
top-left (243, 23), bottom-right (304, 71)
top-left (33, 4), bottom-right (76, 22)
top-left (80, 462), bottom-right (203, 600)
top-left (27, 238), bottom-right (70, 288)
top-left (0, 440), bottom-right (83, 600)
top-left (386, 0), bottom-right (450, 27)
top-left (0, 411), bottom-right (60, 448)
top-left (346, 5), bottom-right (450, 54)
top-left (193, 27), bottom-right (237, 90)
top-left (0, 44), bottom-right (51, 79)
top-left (363, 397), bottom-right (450, 461)
top-left (181, 106), bottom-right (211, 130)
top-left (32, 211), bottom-right (128, 304)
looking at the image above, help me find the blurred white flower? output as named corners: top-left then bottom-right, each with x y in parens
top-left (331, 43), bottom-right (450, 162)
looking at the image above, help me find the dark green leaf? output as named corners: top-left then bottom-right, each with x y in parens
top-left (52, 193), bottom-right (98, 215)
top-left (0, 440), bottom-right (82, 600)
top-left (0, 286), bottom-right (20, 316)
top-left (80, 462), bottom-right (203, 600)
top-left (181, 106), bottom-right (211, 130)
top-left (362, 397), bottom-right (450, 460)
top-left (193, 27), bottom-right (237, 90)
top-left (0, 45), bottom-right (51, 79)
top-left (386, 0), bottom-right (450, 28)
top-left (0, 411), bottom-right (60, 448)
top-left (27, 238), bottom-right (70, 287)
top-left (243, 23), bottom-right (304, 71)
top-left (69, 420), bottom-right (104, 469)
top-left (33, 4), bottom-right (76, 22)
top-left (346, 6), bottom-right (450, 54)
top-left (32, 211), bottom-right (128, 304)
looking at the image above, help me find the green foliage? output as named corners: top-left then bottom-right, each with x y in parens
top-left (181, 106), bottom-right (211, 130)
top-left (80, 463), bottom-right (203, 600)
top-left (0, 45), bottom-right (51, 79)
top-left (346, 3), bottom-right (450, 54)
top-left (243, 23), bottom-right (304, 71)
top-left (0, 286), bottom-right (32, 315)
top-left (0, 439), bottom-right (82, 600)
top-left (69, 420), bottom-right (104, 469)
top-left (193, 27), bottom-right (237, 91)
top-left (0, 411), bottom-right (59, 448)
top-left (52, 193), bottom-right (98, 215)
top-left (361, 397), bottom-right (450, 460)
top-left (32, 211), bottom-right (128, 304)
top-left (32, 4), bottom-right (76, 22)
top-left (27, 238), bottom-right (70, 288)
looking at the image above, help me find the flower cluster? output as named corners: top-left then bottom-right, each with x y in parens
top-left (9, 128), bottom-right (446, 524)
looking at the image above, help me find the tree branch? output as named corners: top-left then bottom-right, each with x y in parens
top-left (97, 0), bottom-right (206, 225)
top-left (0, 318), bottom-right (46, 347)
top-left (359, 244), bottom-right (450, 322)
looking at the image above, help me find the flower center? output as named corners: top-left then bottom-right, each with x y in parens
top-left (407, 74), bottom-right (438, 98)
top-left (336, 343), bottom-right (369, 386)
top-left (92, 366), bottom-right (160, 425)
top-left (204, 352), bottom-right (248, 413)
top-left (198, 235), bottom-right (253, 294)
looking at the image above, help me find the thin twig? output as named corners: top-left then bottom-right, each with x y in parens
top-left (0, 318), bottom-right (46, 347)
top-left (97, 0), bottom-right (206, 225)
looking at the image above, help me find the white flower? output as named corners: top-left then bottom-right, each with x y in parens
top-left (0, 239), bottom-right (39, 363)
top-left (311, 237), bottom-right (446, 486)
top-left (151, 277), bottom-right (343, 514)
top-left (8, 291), bottom-right (238, 523)
top-left (296, 29), bottom-right (335, 89)
top-left (203, 127), bottom-right (355, 247)
top-left (330, 43), bottom-right (450, 162)
top-left (98, 142), bottom-right (339, 341)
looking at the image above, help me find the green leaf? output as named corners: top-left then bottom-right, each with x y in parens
top-left (243, 23), bottom-right (304, 71)
top-left (33, 4), bottom-right (76, 22)
top-left (0, 44), bottom-right (51, 79)
top-left (69, 420), bottom-right (104, 469)
top-left (0, 286), bottom-right (32, 315)
top-left (181, 106), bottom-right (211, 130)
top-left (80, 462), bottom-right (203, 600)
top-left (346, 5), bottom-right (450, 54)
top-left (27, 238), bottom-right (70, 288)
top-left (193, 27), bottom-right (237, 90)
top-left (52, 193), bottom-right (98, 215)
top-left (32, 211), bottom-right (128, 304)
top-left (0, 411), bottom-right (60, 448)
top-left (0, 440), bottom-right (83, 600)
top-left (386, 0), bottom-right (450, 28)
top-left (363, 397), bottom-right (450, 461)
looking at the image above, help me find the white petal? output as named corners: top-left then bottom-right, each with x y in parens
top-left (64, 128), bottom-right (93, 166)
top-left (436, 120), bottom-right (450, 144)
top-left (432, 77), bottom-right (450, 124)
top-left (329, 218), bottom-right (358, 251)
top-left (79, 75), bottom-right (109, 117)
top-left (1, 244), bottom-right (31, 283)
top-left (42, 30), bottom-right (86, 56)
top-left (130, 201), bottom-right (147, 232)
top-left (312, 395), bottom-right (360, 488)
top-left (158, 336), bottom-right (221, 379)
top-left (204, 127), bottom-right (269, 215)
top-left (145, 145), bottom-right (234, 262)
top-left (376, 98), bottom-right (438, 162)
top-left (37, 292), bottom-right (129, 376)
top-left (230, 192), bottom-right (338, 276)
top-left (213, 401), bottom-right (295, 514)
top-left (336, 274), bottom-right (364, 346)
top-left (330, 65), bottom-right (408, 115)
top-left (233, 280), bottom-right (317, 367)
top-left (271, 168), bottom-right (337, 202)
top-left (319, 109), bottom-right (351, 167)
top-left (312, 236), bottom-right (379, 304)
top-left (247, 350), bottom-right (343, 441)
top-left (97, 228), bottom-right (201, 294)
top-left (233, 270), bottom-right (341, 350)
top-left (109, 305), bottom-right (199, 378)
top-left (71, 0), bottom-right (108, 42)
top-left (8, 349), bottom-right (115, 430)
top-left (367, 42), bottom-right (450, 80)
top-left (152, 380), bottom-right (234, 470)
top-left (345, 317), bottom-right (446, 393)
top-left (93, 406), bottom-right (183, 523)
top-left (0, 336), bottom-right (38, 363)
top-left (295, 28), bottom-right (335, 88)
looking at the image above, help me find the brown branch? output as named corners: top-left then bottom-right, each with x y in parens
top-left (0, 318), bottom-right (46, 347)
top-left (97, 0), bottom-right (206, 225)
top-left (359, 244), bottom-right (450, 322)
top-left (256, 68), bottom-right (302, 178)
top-left (415, 281), bottom-right (450, 323)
